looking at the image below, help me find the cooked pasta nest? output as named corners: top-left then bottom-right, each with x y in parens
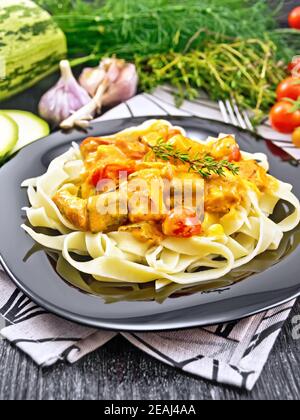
top-left (21, 120), bottom-right (300, 290)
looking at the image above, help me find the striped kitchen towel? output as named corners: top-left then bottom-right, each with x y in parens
top-left (0, 267), bottom-right (295, 391)
top-left (0, 89), bottom-right (298, 391)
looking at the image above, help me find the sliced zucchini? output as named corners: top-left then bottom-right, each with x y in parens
top-left (1, 110), bottom-right (50, 154)
top-left (0, 113), bottom-right (19, 160)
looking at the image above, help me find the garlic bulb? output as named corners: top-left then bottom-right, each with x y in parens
top-left (38, 60), bottom-right (91, 126)
top-left (61, 58), bottom-right (138, 130)
top-left (79, 58), bottom-right (138, 107)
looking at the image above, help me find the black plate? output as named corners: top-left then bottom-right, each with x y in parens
top-left (0, 116), bottom-right (299, 331)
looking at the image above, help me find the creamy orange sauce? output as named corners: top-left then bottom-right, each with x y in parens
top-left (53, 122), bottom-right (277, 243)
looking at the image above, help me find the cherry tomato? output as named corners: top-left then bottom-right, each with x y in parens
top-left (210, 136), bottom-right (241, 162)
top-left (228, 145), bottom-right (242, 162)
top-left (162, 208), bottom-right (202, 238)
top-left (289, 7), bottom-right (300, 30)
top-left (288, 57), bottom-right (300, 76)
top-left (276, 77), bottom-right (300, 101)
top-left (292, 127), bottom-right (300, 148)
top-left (270, 100), bottom-right (300, 134)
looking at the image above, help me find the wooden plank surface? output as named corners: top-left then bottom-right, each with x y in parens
top-left (0, 299), bottom-right (299, 400)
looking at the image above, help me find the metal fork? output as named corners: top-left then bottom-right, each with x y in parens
top-left (218, 99), bottom-right (253, 131)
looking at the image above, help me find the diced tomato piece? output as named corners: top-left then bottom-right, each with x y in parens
top-left (90, 164), bottom-right (135, 187)
top-left (90, 168), bottom-right (104, 187)
top-left (162, 208), bottom-right (202, 238)
top-left (103, 164), bottom-right (135, 180)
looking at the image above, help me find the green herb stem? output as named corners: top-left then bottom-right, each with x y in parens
top-left (136, 39), bottom-right (286, 124)
top-left (149, 139), bottom-right (239, 179)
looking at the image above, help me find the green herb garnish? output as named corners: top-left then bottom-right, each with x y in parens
top-left (150, 139), bottom-right (239, 179)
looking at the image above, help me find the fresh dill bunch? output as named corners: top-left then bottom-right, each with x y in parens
top-left (38, 0), bottom-right (288, 60)
top-left (150, 139), bottom-right (239, 179)
top-left (37, 0), bottom-right (300, 65)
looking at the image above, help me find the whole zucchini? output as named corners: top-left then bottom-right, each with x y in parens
top-left (0, 0), bottom-right (67, 101)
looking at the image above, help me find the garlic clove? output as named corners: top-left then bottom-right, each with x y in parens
top-left (102, 63), bottom-right (138, 107)
top-left (38, 60), bottom-right (91, 127)
top-left (103, 58), bottom-right (123, 84)
top-left (79, 66), bottom-right (106, 97)
top-left (79, 58), bottom-right (123, 97)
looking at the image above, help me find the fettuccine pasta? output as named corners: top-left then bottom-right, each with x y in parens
top-left (21, 120), bottom-right (300, 290)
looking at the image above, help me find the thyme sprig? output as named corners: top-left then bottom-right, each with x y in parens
top-left (149, 139), bottom-right (239, 179)
top-left (136, 39), bottom-right (288, 124)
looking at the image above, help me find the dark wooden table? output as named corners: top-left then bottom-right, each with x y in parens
top-left (0, 300), bottom-right (299, 400)
top-left (1, 0), bottom-right (300, 401)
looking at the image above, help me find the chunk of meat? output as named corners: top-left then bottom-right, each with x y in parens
top-left (237, 160), bottom-right (269, 192)
top-left (88, 193), bottom-right (128, 233)
top-left (79, 176), bottom-right (96, 200)
top-left (168, 134), bottom-right (204, 158)
top-left (53, 188), bottom-right (128, 233)
top-left (208, 136), bottom-right (241, 162)
top-left (127, 171), bottom-right (168, 223)
top-left (205, 175), bottom-right (245, 214)
top-left (169, 172), bottom-right (204, 210)
top-left (140, 124), bottom-right (180, 146)
top-left (119, 222), bottom-right (164, 245)
top-left (80, 137), bottom-right (114, 160)
top-left (84, 144), bottom-right (130, 171)
top-left (115, 138), bottom-right (148, 160)
top-left (53, 189), bottom-right (88, 230)
top-left (81, 144), bottom-right (136, 195)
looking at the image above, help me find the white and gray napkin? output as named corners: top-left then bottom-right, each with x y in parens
top-left (0, 88), bottom-right (297, 391)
